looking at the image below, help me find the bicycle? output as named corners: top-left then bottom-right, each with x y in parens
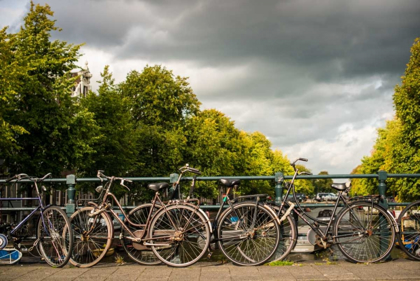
top-left (0, 173), bottom-right (73, 267)
top-left (270, 158), bottom-right (398, 263)
top-left (69, 170), bottom-right (212, 268)
top-left (396, 200), bottom-right (420, 260)
top-left (133, 164), bottom-right (281, 266)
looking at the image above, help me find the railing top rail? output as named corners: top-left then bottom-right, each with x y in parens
top-left (0, 178), bottom-right (67, 184)
top-left (1, 172), bottom-right (420, 184)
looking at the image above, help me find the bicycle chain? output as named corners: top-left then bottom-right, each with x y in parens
top-left (28, 237), bottom-right (40, 252)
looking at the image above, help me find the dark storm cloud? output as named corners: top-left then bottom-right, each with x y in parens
top-left (42, 0), bottom-right (420, 80)
top-left (20, 0), bottom-right (418, 173)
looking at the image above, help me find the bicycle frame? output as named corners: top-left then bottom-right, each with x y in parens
top-left (276, 162), bottom-right (355, 241)
top-left (89, 176), bottom-right (191, 244)
top-left (0, 179), bottom-right (52, 238)
top-left (276, 159), bottom-right (398, 244)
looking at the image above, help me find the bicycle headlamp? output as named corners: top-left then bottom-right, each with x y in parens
top-left (95, 185), bottom-right (103, 193)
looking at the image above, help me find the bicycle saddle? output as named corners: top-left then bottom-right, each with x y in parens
top-left (148, 182), bottom-right (170, 191)
top-left (219, 178), bottom-right (240, 187)
top-left (331, 183), bottom-right (347, 191)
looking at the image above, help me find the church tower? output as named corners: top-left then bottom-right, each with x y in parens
top-left (72, 61), bottom-right (92, 98)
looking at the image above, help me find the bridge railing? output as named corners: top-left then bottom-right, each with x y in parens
top-left (1, 170), bottom-right (420, 215)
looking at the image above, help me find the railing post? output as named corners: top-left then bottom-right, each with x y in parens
top-left (377, 170), bottom-right (391, 260)
top-left (378, 170), bottom-right (388, 209)
top-left (170, 173), bottom-right (179, 199)
top-left (275, 172), bottom-right (284, 204)
top-left (66, 174), bottom-right (76, 216)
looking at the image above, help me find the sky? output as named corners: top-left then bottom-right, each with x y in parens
top-left (1, 0), bottom-right (419, 175)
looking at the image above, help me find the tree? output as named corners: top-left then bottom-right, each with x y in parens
top-left (0, 27), bottom-right (28, 160)
top-left (313, 171), bottom-right (333, 194)
top-left (120, 65), bottom-right (200, 178)
top-left (293, 164), bottom-right (315, 195)
top-left (1, 2), bottom-right (99, 176)
top-left (353, 38), bottom-right (420, 201)
top-left (184, 109), bottom-right (244, 198)
top-left (392, 38), bottom-right (420, 200)
top-left (81, 66), bottom-right (138, 177)
top-left (120, 65), bottom-right (200, 128)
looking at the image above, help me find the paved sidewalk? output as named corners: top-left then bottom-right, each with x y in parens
top-left (1, 259), bottom-right (419, 281)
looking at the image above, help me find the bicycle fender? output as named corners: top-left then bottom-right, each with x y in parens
top-left (197, 207), bottom-right (213, 233)
top-left (263, 204), bottom-right (281, 224)
top-left (386, 210), bottom-right (399, 233)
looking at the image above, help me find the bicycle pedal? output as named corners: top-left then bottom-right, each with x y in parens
top-left (207, 251), bottom-right (213, 259)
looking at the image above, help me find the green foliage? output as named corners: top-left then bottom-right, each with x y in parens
top-left (313, 171), bottom-right (334, 194)
top-left (82, 66), bottom-right (138, 176)
top-left (0, 2), bottom-right (315, 202)
top-left (0, 27), bottom-right (29, 157)
top-left (354, 38), bottom-right (420, 201)
top-left (392, 38), bottom-right (420, 200)
top-left (0, 2), bottom-right (98, 176)
top-left (293, 164), bottom-right (315, 195)
top-left (120, 65), bottom-right (200, 179)
top-left (120, 65), bottom-right (200, 128)
top-left (184, 109), bottom-right (244, 198)
top-left (241, 132), bottom-right (290, 196)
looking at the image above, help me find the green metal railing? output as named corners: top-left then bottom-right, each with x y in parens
top-left (1, 170), bottom-right (420, 215)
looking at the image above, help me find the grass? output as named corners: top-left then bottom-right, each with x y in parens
top-left (114, 254), bottom-right (125, 266)
top-left (267, 260), bottom-right (295, 266)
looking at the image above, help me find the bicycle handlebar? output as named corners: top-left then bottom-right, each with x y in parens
top-left (96, 170), bottom-right (132, 191)
top-left (291, 158), bottom-right (308, 166)
top-left (5, 173), bottom-right (51, 183)
top-left (179, 164), bottom-right (201, 175)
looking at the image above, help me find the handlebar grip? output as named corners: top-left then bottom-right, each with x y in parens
top-left (97, 170), bottom-right (105, 178)
top-left (38, 173), bottom-right (52, 182)
top-left (120, 179), bottom-right (131, 191)
top-left (188, 167), bottom-right (201, 175)
top-left (6, 173), bottom-right (29, 182)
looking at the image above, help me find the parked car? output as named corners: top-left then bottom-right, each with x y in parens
top-left (283, 194), bottom-right (302, 202)
top-left (315, 193), bottom-right (329, 202)
top-left (295, 193), bottom-right (307, 202)
top-left (315, 192), bottom-right (338, 202)
top-left (324, 193), bottom-right (338, 201)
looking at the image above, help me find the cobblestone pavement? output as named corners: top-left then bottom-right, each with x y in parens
top-left (0, 258), bottom-right (419, 281)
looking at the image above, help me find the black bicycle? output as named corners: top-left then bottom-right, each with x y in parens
top-left (126, 164), bottom-right (281, 267)
top-left (396, 200), bottom-right (420, 260)
top-left (0, 173), bottom-right (73, 267)
top-left (270, 158), bottom-right (397, 263)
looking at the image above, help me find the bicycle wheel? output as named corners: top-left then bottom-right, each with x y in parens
top-left (37, 206), bottom-right (73, 267)
top-left (334, 201), bottom-right (395, 263)
top-left (269, 206), bottom-right (297, 261)
top-left (121, 203), bottom-right (161, 265)
top-left (69, 207), bottom-right (113, 267)
top-left (396, 200), bottom-right (420, 261)
top-left (217, 202), bottom-right (280, 266)
top-left (149, 204), bottom-right (211, 267)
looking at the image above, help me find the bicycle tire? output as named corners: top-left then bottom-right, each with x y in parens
top-left (36, 206), bottom-right (73, 267)
top-left (69, 207), bottom-right (113, 267)
top-left (269, 205), bottom-right (297, 261)
top-left (149, 204), bottom-right (211, 267)
top-left (334, 201), bottom-right (395, 263)
top-left (396, 200), bottom-right (420, 261)
top-left (121, 203), bottom-right (162, 265)
top-left (217, 202), bottom-right (280, 266)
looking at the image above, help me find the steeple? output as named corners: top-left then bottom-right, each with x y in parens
top-left (72, 61), bottom-right (92, 98)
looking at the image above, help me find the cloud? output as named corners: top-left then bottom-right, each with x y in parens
top-left (3, 0), bottom-right (419, 175)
